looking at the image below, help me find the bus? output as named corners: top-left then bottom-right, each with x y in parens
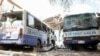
top-left (0, 10), bottom-right (53, 50)
top-left (63, 13), bottom-right (100, 50)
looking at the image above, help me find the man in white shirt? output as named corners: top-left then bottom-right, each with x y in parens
top-left (51, 31), bottom-right (56, 47)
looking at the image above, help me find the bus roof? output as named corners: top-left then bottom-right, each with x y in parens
top-left (64, 13), bottom-right (97, 19)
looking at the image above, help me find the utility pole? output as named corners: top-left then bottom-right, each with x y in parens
top-left (0, 0), bottom-right (4, 19)
top-left (0, 0), bottom-right (3, 5)
top-left (7, 0), bottom-right (22, 9)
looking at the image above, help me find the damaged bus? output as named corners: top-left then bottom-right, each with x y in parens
top-left (63, 13), bottom-right (100, 50)
top-left (0, 10), bottom-right (52, 50)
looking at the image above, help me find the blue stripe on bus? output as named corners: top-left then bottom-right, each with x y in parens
top-left (0, 34), bottom-right (39, 46)
top-left (0, 34), bottom-right (5, 40)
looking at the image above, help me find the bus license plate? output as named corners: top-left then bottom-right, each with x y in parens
top-left (78, 41), bottom-right (85, 44)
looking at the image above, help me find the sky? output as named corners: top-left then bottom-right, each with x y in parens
top-left (69, 0), bottom-right (100, 14)
top-left (13, 0), bottom-right (64, 21)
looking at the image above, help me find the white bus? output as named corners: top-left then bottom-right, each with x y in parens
top-left (63, 13), bottom-right (100, 50)
top-left (0, 10), bottom-right (53, 50)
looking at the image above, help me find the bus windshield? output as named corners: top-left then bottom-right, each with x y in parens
top-left (0, 11), bottom-right (22, 22)
top-left (63, 13), bottom-right (97, 30)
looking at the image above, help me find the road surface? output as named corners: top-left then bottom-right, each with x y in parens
top-left (0, 44), bottom-right (100, 56)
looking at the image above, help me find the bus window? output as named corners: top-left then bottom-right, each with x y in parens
top-left (34, 18), bottom-right (42, 30)
top-left (1, 12), bottom-right (22, 25)
top-left (27, 14), bottom-right (34, 28)
top-left (97, 13), bottom-right (100, 26)
top-left (0, 17), bottom-right (6, 22)
top-left (41, 23), bottom-right (46, 32)
top-left (97, 17), bottom-right (100, 26)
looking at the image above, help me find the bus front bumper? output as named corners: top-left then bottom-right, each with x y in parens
top-left (63, 40), bottom-right (100, 45)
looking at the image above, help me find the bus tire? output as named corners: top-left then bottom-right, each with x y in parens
top-left (65, 45), bottom-right (72, 50)
top-left (0, 45), bottom-right (7, 50)
top-left (91, 45), bottom-right (97, 50)
top-left (35, 39), bottom-right (41, 52)
top-left (0, 45), bottom-right (4, 50)
top-left (37, 40), bottom-right (41, 48)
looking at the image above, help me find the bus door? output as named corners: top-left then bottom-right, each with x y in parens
top-left (40, 23), bottom-right (47, 45)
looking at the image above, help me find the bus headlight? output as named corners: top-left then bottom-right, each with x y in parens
top-left (67, 37), bottom-right (72, 40)
top-left (63, 37), bottom-right (72, 41)
top-left (91, 37), bottom-right (98, 40)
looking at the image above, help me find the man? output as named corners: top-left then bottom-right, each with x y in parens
top-left (47, 30), bottom-right (50, 46)
top-left (51, 31), bottom-right (56, 47)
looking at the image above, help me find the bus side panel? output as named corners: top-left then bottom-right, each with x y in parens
top-left (0, 34), bottom-right (5, 40)
top-left (22, 34), bottom-right (38, 46)
top-left (0, 34), bottom-right (38, 46)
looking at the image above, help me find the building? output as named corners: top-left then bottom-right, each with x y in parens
top-left (0, 0), bottom-right (22, 13)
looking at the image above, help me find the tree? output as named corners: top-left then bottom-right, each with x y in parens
top-left (49, 0), bottom-right (85, 12)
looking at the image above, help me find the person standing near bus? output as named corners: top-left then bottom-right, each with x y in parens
top-left (47, 30), bottom-right (50, 46)
top-left (51, 31), bottom-right (56, 47)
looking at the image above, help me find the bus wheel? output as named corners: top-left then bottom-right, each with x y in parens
top-left (0, 45), bottom-right (4, 50)
top-left (91, 45), bottom-right (97, 50)
top-left (66, 45), bottom-right (72, 50)
top-left (35, 40), bottom-right (41, 52)
top-left (0, 45), bottom-right (7, 50)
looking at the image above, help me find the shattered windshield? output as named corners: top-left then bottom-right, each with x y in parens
top-left (0, 11), bottom-right (22, 22)
top-left (63, 13), bottom-right (97, 30)
top-left (0, 16), bottom-right (17, 22)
